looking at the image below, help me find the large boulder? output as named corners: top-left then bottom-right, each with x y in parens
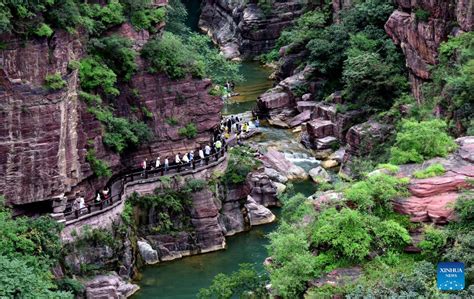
top-left (257, 89), bottom-right (291, 111)
top-left (308, 266), bottom-right (362, 289)
top-left (306, 119), bottom-right (335, 140)
top-left (393, 192), bottom-right (458, 224)
top-left (288, 110), bottom-right (311, 128)
top-left (245, 196), bottom-right (276, 226)
top-left (137, 240), bottom-right (159, 265)
top-left (260, 149), bottom-right (308, 180)
top-left (264, 167), bottom-right (288, 184)
top-left (345, 121), bottom-right (393, 156)
top-left (85, 273), bottom-right (139, 299)
top-left (308, 166), bottom-right (331, 183)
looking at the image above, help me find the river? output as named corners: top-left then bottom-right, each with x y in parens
top-left (133, 61), bottom-right (320, 298)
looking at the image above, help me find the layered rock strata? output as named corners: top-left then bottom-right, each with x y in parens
top-left (199, 0), bottom-right (306, 59)
top-left (384, 0), bottom-right (473, 100)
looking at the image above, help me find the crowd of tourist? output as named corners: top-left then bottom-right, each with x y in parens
top-left (68, 114), bottom-right (259, 218)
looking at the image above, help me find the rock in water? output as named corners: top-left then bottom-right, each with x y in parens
top-left (137, 240), bottom-right (159, 265)
top-left (245, 196), bottom-right (276, 226)
top-left (264, 167), bottom-right (288, 184)
top-left (321, 160), bottom-right (339, 169)
top-left (261, 149), bottom-right (308, 180)
top-left (85, 273), bottom-right (139, 298)
top-left (309, 167), bottom-right (331, 183)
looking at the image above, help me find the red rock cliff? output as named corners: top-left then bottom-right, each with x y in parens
top-left (0, 23), bottom-right (222, 209)
top-left (385, 0), bottom-right (473, 100)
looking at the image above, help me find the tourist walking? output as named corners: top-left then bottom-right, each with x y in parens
top-left (155, 156), bottom-right (161, 169)
top-left (199, 149), bottom-right (205, 165)
top-left (141, 158), bottom-right (147, 178)
top-left (164, 157), bottom-right (169, 173)
top-left (175, 153), bottom-right (182, 172)
top-left (182, 153), bottom-right (189, 169)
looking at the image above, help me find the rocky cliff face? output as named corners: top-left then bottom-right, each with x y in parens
top-left (0, 19), bottom-right (223, 209)
top-left (199, 0), bottom-right (306, 59)
top-left (384, 0), bottom-right (473, 100)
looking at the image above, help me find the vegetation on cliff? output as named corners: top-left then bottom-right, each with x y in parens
top-left (0, 197), bottom-right (72, 297)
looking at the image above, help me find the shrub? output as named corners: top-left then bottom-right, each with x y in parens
top-left (390, 119), bottom-right (457, 164)
top-left (130, 7), bottom-right (166, 31)
top-left (0, 203), bottom-right (66, 298)
top-left (198, 264), bottom-right (265, 299)
top-left (44, 72), bottom-right (67, 90)
top-left (267, 223), bottom-right (316, 297)
top-left (85, 148), bottom-right (112, 178)
top-left (141, 106), bottom-right (153, 119)
top-left (312, 208), bottom-right (373, 262)
top-left (56, 278), bottom-right (85, 296)
top-left (34, 23), bottom-right (53, 37)
top-left (80, 0), bottom-right (125, 35)
top-left (413, 163), bottom-right (446, 179)
top-left (281, 193), bottom-right (315, 224)
top-left (418, 226), bottom-right (447, 261)
top-left (415, 8), bottom-right (431, 22)
top-left (178, 123), bottom-right (198, 139)
top-left (88, 106), bottom-right (152, 153)
top-left (141, 32), bottom-right (243, 84)
top-left (422, 32), bottom-right (474, 134)
top-left (311, 208), bottom-right (410, 263)
top-left (454, 190), bottom-right (474, 225)
top-left (88, 36), bottom-right (138, 81)
top-left (222, 146), bottom-right (260, 185)
top-left (377, 163), bottom-right (400, 174)
top-left (79, 57), bottom-right (119, 96)
top-left (165, 117), bottom-right (179, 126)
top-left (186, 179), bottom-right (207, 192)
top-left (141, 32), bottom-right (195, 79)
top-left (344, 174), bottom-right (408, 214)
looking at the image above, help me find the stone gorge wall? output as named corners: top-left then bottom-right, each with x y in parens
top-left (199, 0), bottom-right (307, 59)
top-left (0, 1), bottom-right (225, 209)
top-left (385, 0), bottom-right (473, 100)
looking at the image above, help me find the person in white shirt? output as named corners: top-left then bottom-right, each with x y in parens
top-left (155, 157), bottom-right (160, 169)
top-left (164, 158), bottom-right (169, 172)
top-left (204, 145), bottom-right (211, 156)
top-left (199, 149), bottom-right (205, 165)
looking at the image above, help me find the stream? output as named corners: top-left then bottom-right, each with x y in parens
top-left (133, 62), bottom-right (320, 298)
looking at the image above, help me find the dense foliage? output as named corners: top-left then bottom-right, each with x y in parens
top-left (389, 119), bottom-right (457, 164)
top-left (265, 0), bottom-right (407, 109)
top-left (88, 36), bottom-right (138, 81)
top-left (197, 264), bottom-right (266, 299)
top-left (127, 178), bottom-right (202, 234)
top-left (0, 197), bottom-right (70, 297)
top-left (0, 0), bottom-right (164, 36)
top-left (88, 106), bottom-right (152, 153)
top-left (422, 32), bottom-right (474, 135)
top-left (222, 146), bottom-right (260, 185)
top-left (44, 72), bottom-right (67, 90)
top-left (85, 148), bottom-right (112, 178)
top-left (142, 32), bottom-right (242, 84)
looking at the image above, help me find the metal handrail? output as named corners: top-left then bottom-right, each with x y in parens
top-left (63, 147), bottom-right (228, 221)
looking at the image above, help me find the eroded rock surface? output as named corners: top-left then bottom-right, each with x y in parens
top-left (199, 0), bottom-right (306, 59)
top-left (393, 137), bottom-right (474, 224)
top-left (85, 273), bottom-right (139, 299)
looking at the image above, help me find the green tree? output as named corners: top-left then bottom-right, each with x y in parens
top-left (198, 264), bottom-right (265, 299)
top-left (79, 57), bottom-right (120, 96)
top-left (389, 119), bottom-right (457, 164)
top-left (422, 32), bottom-right (474, 134)
top-left (88, 36), bottom-right (138, 81)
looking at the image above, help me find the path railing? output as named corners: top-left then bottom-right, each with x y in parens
top-left (63, 147), bottom-right (229, 225)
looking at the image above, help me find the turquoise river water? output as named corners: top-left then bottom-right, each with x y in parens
top-left (133, 62), bottom-right (318, 298)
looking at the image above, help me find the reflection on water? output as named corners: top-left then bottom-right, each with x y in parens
top-left (222, 62), bottom-right (273, 115)
top-left (133, 211), bottom-right (279, 299)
